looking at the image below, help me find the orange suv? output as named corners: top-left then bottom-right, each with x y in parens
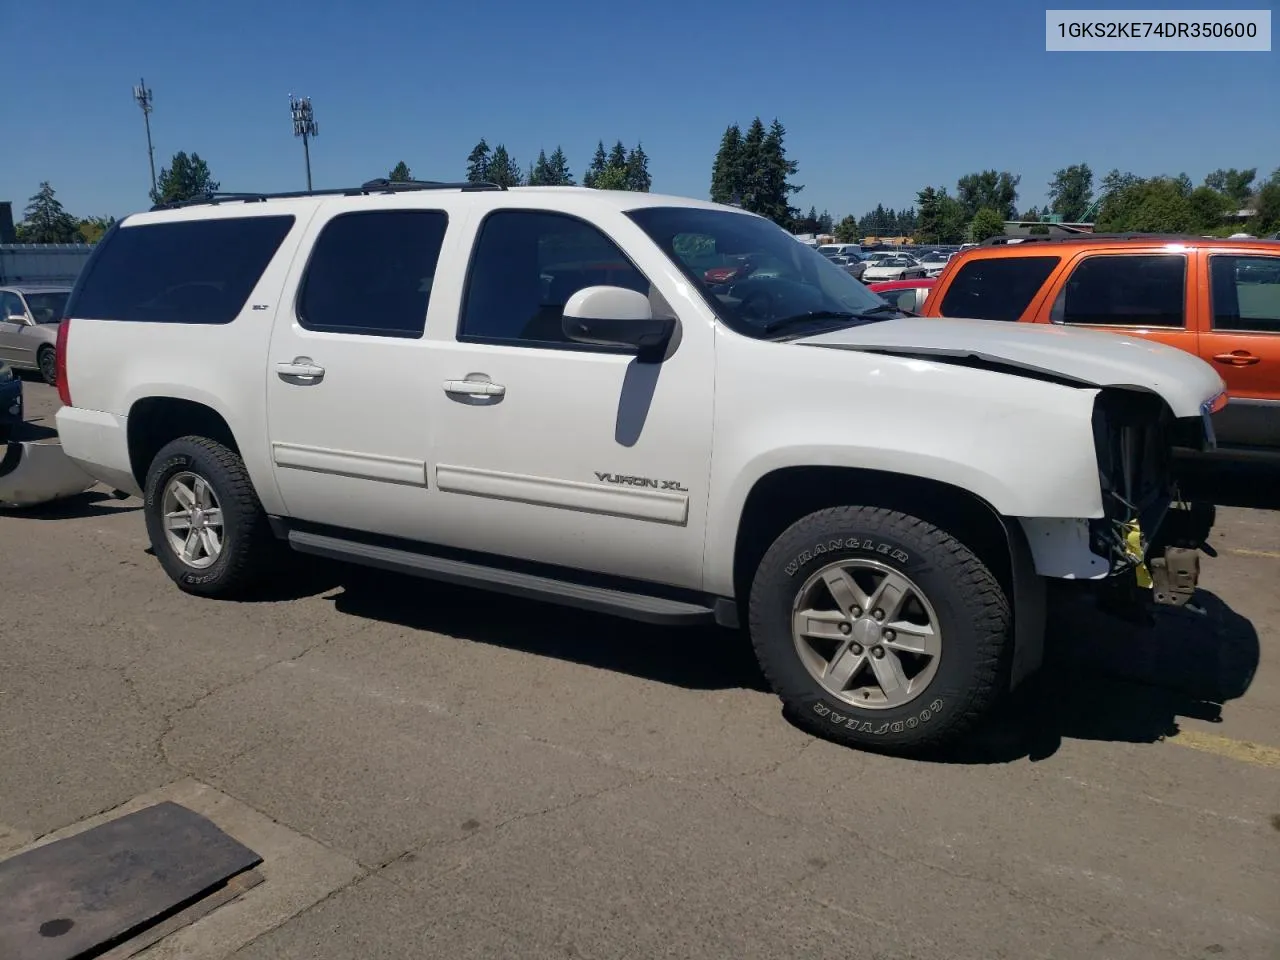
top-left (921, 234), bottom-right (1280, 454)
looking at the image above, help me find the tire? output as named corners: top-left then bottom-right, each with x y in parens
top-left (38, 345), bottom-right (57, 386)
top-left (143, 436), bottom-right (277, 598)
top-left (748, 506), bottom-right (1011, 755)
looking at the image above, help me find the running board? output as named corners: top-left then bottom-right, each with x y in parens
top-left (286, 529), bottom-right (721, 626)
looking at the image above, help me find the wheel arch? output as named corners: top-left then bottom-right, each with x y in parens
top-left (126, 396), bottom-right (241, 490)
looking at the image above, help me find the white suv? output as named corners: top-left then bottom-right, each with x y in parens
top-left (55, 179), bottom-right (1225, 754)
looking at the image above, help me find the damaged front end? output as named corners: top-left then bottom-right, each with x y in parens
top-left (1088, 389), bottom-right (1219, 613)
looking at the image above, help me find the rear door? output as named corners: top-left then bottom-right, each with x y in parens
top-left (264, 200), bottom-right (461, 537)
top-left (1198, 250), bottom-right (1280, 448)
top-left (1043, 250), bottom-right (1198, 358)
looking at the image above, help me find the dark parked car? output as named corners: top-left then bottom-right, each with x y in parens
top-left (0, 362), bottom-right (23, 441)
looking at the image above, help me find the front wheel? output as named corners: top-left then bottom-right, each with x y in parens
top-left (748, 506), bottom-right (1011, 754)
top-left (143, 436), bottom-right (277, 598)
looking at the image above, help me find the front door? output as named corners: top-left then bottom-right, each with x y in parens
top-left (0, 292), bottom-right (30, 365)
top-left (1200, 252), bottom-right (1280, 448)
top-left (422, 208), bottom-right (715, 590)
top-left (265, 204), bottom-right (454, 537)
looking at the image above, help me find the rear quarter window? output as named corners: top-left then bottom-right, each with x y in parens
top-left (937, 256), bottom-right (1060, 322)
top-left (68, 215), bottom-right (295, 325)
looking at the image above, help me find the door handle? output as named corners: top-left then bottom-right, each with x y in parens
top-left (276, 357), bottom-right (326, 383)
top-left (1212, 351), bottom-right (1260, 367)
top-left (443, 379), bottom-right (505, 397)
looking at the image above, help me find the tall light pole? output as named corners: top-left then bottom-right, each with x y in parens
top-left (289, 94), bottom-right (318, 190)
top-left (133, 78), bottom-right (157, 198)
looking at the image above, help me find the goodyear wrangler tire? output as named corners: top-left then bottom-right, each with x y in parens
top-left (144, 436), bottom-right (277, 598)
top-left (748, 506), bottom-right (1011, 754)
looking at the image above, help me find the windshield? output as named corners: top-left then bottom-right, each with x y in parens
top-left (23, 291), bottom-right (70, 323)
top-left (627, 207), bottom-right (889, 338)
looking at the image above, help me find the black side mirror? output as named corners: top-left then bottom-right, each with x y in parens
top-left (562, 286), bottom-right (677, 363)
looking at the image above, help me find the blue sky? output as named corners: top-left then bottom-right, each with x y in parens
top-left (5, 0), bottom-right (1277, 222)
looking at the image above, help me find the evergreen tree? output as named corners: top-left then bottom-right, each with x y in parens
top-left (529, 150), bottom-right (553, 186)
top-left (20, 182), bottom-right (78, 243)
top-left (833, 215), bottom-right (860, 243)
top-left (710, 124), bottom-right (744, 205)
top-left (754, 119), bottom-right (802, 227)
top-left (486, 144), bottom-right (523, 187)
top-left (465, 140), bottom-right (491, 183)
top-left (817, 210), bottom-right (834, 233)
top-left (152, 151), bottom-right (219, 205)
top-left (583, 141), bottom-right (608, 188)
top-left (548, 146), bottom-right (574, 186)
top-left (388, 161), bottom-right (412, 182)
top-left (739, 118), bottom-right (767, 214)
top-left (608, 140), bottom-right (628, 174)
top-left (624, 143), bottom-right (651, 192)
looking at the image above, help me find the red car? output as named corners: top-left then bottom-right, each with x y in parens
top-left (867, 277), bottom-right (936, 314)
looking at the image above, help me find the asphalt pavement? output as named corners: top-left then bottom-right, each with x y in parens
top-left (2, 378), bottom-right (1278, 959)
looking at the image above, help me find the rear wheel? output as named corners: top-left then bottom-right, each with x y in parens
top-left (37, 345), bottom-right (56, 386)
top-left (143, 436), bottom-right (277, 597)
top-left (748, 506), bottom-right (1011, 754)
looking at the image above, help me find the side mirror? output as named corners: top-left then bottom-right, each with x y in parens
top-left (5, 315), bottom-right (28, 325)
top-left (562, 286), bottom-right (676, 362)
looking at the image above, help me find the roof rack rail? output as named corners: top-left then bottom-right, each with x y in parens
top-left (979, 232), bottom-right (1202, 247)
top-left (150, 178), bottom-right (505, 211)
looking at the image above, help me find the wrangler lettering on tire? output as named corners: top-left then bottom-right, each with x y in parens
top-left (748, 506), bottom-right (1010, 754)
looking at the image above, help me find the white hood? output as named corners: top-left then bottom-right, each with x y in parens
top-left (797, 317), bottom-right (1224, 418)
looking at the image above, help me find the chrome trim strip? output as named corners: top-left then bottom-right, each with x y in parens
top-left (435, 463), bottom-right (689, 525)
top-left (271, 442), bottom-right (428, 486)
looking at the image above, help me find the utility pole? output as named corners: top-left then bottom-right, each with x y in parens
top-left (133, 78), bottom-right (157, 199)
top-left (289, 94), bottom-right (318, 190)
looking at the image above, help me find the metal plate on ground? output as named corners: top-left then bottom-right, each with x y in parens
top-left (0, 801), bottom-right (263, 960)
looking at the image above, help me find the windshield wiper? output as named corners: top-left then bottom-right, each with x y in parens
top-left (762, 310), bottom-right (859, 333)
top-left (856, 303), bottom-right (901, 316)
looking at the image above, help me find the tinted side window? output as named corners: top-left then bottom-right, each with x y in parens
top-left (299, 211), bottom-right (448, 339)
top-left (937, 256), bottom-right (1059, 322)
top-left (69, 216), bottom-right (294, 324)
top-left (1210, 255), bottom-right (1280, 334)
top-left (1057, 255), bottom-right (1186, 328)
top-left (460, 211), bottom-right (649, 348)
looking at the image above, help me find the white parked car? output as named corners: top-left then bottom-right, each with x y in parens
top-left (55, 179), bottom-right (1224, 754)
top-left (862, 255), bottom-right (928, 282)
top-left (915, 250), bottom-right (955, 278)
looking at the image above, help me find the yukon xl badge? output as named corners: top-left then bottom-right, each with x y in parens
top-left (595, 472), bottom-right (688, 492)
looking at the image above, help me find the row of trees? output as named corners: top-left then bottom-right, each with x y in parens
top-left (456, 139), bottom-right (651, 191)
top-left (852, 163), bottom-right (1280, 244)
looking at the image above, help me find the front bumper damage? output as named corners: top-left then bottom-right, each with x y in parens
top-left (1088, 390), bottom-right (1219, 611)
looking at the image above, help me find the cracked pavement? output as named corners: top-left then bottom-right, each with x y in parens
top-left (2, 381), bottom-right (1279, 959)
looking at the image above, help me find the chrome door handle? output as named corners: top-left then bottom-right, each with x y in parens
top-left (277, 357), bottom-right (326, 383)
top-left (443, 379), bottom-right (505, 397)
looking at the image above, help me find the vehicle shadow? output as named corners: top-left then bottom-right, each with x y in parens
top-left (328, 566), bottom-right (768, 692)
top-left (2, 489), bottom-right (140, 519)
top-left (938, 588), bottom-right (1259, 764)
top-left (8, 418), bottom-right (58, 443)
top-left (1175, 455), bottom-right (1280, 510)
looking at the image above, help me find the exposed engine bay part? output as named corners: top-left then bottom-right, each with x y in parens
top-left (1148, 547), bottom-right (1200, 607)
